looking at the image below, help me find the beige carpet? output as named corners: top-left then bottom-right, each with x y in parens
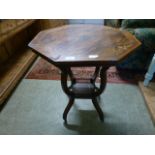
top-left (0, 79), bottom-right (154, 135)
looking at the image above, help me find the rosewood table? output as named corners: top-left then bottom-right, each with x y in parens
top-left (28, 25), bottom-right (141, 123)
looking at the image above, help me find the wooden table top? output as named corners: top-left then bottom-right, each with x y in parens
top-left (28, 24), bottom-right (141, 67)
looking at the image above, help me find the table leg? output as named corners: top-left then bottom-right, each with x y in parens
top-left (60, 68), bottom-right (75, 122)
top-left (63, 97), bottom-right (74, 122)
top-left (94, 66), bottom-right (107, 96)
top-left (68, 68), bottom-right (76, 87)
top-left (91, 67), bottom-right (107, 121)
top-left (91, 67), bottom-right (100, 84)
top-left (92, 97), bottom-right (104, 121)
top-left (60, 68), bottom-right (73, 96)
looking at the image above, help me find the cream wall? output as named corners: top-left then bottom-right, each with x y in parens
top-left (69, 19), bottom-right (104, 25)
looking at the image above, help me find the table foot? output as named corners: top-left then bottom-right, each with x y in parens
top-left (92, 97), bottom-right (104, 121)
top-left (63, 97), bottom-right (74, 122)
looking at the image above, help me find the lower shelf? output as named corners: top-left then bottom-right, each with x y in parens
top-left (72, 82), bottom-right (96, 98)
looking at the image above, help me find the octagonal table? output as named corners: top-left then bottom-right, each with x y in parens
top-left (28, 25), bottom-right (141, 123)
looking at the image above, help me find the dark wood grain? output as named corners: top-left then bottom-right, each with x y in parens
top-left (29, 24), bottom-right (141, 67)
top-left (28, 24), bottom-right (141, 122)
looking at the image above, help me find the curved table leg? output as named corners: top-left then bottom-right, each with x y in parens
top-left (94, 66), bottom-right (107, 96)
top-left (92, 66), bottom-right (108, 121)
top-left (91, 67), bottom-right (100, 84)
top-left (60, 67), bottom-right (75, 122)
top-left (63, 97), bottom-right (74, 123)
top-left (68, 68), bottom-right (76, 84)
top-left (60, 66), bottom-right (108, 122)
top-left (92, 97), bottom-right (104, 121)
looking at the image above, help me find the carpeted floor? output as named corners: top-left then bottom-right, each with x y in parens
top-left (0, 79), bottom-right (154, 135)
top-left (26, 58), bottom-right (147, 84)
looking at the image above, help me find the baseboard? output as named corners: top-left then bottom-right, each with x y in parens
top-left (139, 81), bottom-right (155, 125)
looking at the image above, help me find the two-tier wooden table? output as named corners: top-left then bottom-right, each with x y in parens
top-left (28, 25), bottom-right (141, 123)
